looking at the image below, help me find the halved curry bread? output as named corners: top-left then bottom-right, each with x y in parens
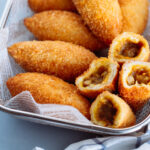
top-left (108, 32), bottom-right (149, 64)
top-left (119, 61), bottom-right (150, 112)
top-left (90, 91), bottom-right (136, 128)
top-left (76, 58), bottom-right (119, 98)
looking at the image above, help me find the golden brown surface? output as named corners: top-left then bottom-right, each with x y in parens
top-left (76, 58), bottom-right (119, 98)
top-left (118, 61), bottom-right (150, 112)
top-left (8, 41), bottom-right (97, 82)
top-left (6, 73), bottom-right (91, 118)
top-left (120, 0), bottom-right (148, 34)
top-left (90, 91), bottom-right (136, 128)
top-left (73, 0), bottom-right (123, 44)
top-left (108, 32), bottom-right (150, 64)
top-left (28, 0), bottom-right (76, 12)
top-left (24, 10), bottom-right (104, 51)
top-left (73, 0), bottom-right (148, 45)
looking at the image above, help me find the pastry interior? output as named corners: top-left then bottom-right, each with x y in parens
top-left (83, 66), bottom-right (109, 87)
top-left (95, 97), bottom-right (117, 126)
top-left (81, 60), bottom-right (113, 89)
top-left (115, 41), bottom-right (143, 59)
top-left (127, 66), bottom-right (150, 86)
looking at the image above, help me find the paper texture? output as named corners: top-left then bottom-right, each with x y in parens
top-left (4, 91), bottom-right (91, 124)
top-left (0, 0), bottom-right (150, 127)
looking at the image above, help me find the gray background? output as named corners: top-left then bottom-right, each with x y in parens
top-left (0, 0), bottom-right (6, 16)
top-left (0, 112), bottom-right (96, 150)
top-left (0, 0), bottom-right (97, 150)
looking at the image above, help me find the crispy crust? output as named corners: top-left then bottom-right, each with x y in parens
top-left (73, 0), bottom-right (148, 45)
top-left (8, 41), bottom-right (97, 82)
top-left (118, 61), bottom-right (150, 112)
top-left (28, 0), bottom-right (76, 12)
top-left (120, 0), bottom-right (149, 34)
top-left (6, 73), bottom-right (91, 119)
top-left (90, 91), bottom-right (136, 128)
top-left (75, 58), bottom-right (119, 98)
top-left (73, 0), bottom-right (123, 45)
top-left (24, 10), bottom-right (105, 51)
top-left (108, 32), bottom-right (150, 64)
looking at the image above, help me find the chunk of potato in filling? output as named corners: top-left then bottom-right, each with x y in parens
top-left (83, 66), bottom-right (108, 87)
top-left (98, 99), bottom-right (117, 126)
top-left (119, 41), bottom-right (143, 58)
top-left (127, 67), bottom-right (150, 85)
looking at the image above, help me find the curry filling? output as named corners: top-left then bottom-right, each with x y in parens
top-left (117, 41), bottom-right (143, 58)
top-left (98, 99), bottom-right (117, 126)
top-left (83, 66), bottom-right (108, 87)
top-left (127, 67), bottom-right (150, 86)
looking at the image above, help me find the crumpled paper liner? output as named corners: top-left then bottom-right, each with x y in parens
top-left (4, 91), bottom-right (92, 124)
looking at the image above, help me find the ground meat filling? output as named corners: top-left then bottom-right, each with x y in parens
top-left (127, 67), bottom-right (150, 86)
top-left (98, 99), bottom-right (117, 126)
top-left (119, 41), bottom-right (143, 58)
top-left (83, 66), bottom-right (108, 87)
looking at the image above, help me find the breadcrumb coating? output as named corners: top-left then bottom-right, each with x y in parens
top-left (73, 0), bottom-right (148, 45)
top-left (7, 73), bottom-right (91, 118)
top-left (8, 41), bottom-right (97, 82)
top-left (120, 0), bottom-right (148, 34)
top-left (28, 0), bottom-right (76, 12)
top-left (72, 0), bottom-right (123, 44)
top-left (24, 10), bottom-right (104, 51)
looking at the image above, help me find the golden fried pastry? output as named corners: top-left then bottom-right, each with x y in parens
top-left (108, 32), bottom-right (149, 64)
top-left (24, 11), bottom-right (104, 51)
top-left (75, 58), bottom-right (119, 98)
top-left (8, 41), bottom-right (97, 82)
top-left (120, 0), bottom-right (148, 34)
top-left (72, 0), bottom-right (148, 45)
top-left (73, 0), bottom-right (123, 44)
top-left (28, 0), bottom-right (76, 12)
top-left (7, 73), bottom-right (90, 118)
top-left (119, 61), bottom-right (150, 112)
top-left (90, 91), bottom-right (136, 128)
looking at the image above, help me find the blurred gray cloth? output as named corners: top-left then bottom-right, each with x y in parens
top-left (65, 127), bottom-right (150, 150)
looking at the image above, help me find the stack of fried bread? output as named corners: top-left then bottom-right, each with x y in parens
top-left (7, 0), bottom-right (150, 128)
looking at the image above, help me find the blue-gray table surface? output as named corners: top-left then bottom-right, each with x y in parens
top-left (0, 112), bottom-right (96, 150)
top-left (0, 0), bottom-right (6, 17)
top-left (0, 0), bottom-right (97, 150)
